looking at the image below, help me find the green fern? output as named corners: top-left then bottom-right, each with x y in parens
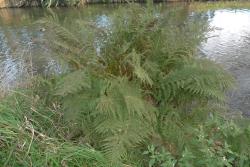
top-left (55, 70), bottom-right (91, 96)
top-left (39, 3), bottom-right (235, 165)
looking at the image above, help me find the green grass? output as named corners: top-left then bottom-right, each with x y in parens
top-left (1, 89), bottom-right (250, 166)
top-left (0, 91), bottom-right (109, 167)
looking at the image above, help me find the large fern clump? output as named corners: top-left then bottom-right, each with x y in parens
top-left (24, 2), bottom-right (250, 167)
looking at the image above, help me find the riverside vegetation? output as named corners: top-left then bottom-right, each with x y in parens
top-left (5, 0), bottom-right (250, 8)
top-left (1, 2), bottom-right (250, 167)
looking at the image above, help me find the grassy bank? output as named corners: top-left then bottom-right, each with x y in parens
top-left (0, 91), bottom-right (109, 166)
top-left (1, 91), bottom-right (250, 166)
top-left (2, 0), bottom-right (250, 8)
top-left (1, 2), bottom-right (250, 167)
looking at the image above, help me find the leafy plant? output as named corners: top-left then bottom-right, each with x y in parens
top-left (143, 145), bottom-right (177, 167)
top-left (2, 2), bottom-right (250, 167)
top-left (38, 2), bottom-right (236, 165)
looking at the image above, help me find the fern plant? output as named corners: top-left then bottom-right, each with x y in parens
top-left (38, 2), bottom-right (235, 166)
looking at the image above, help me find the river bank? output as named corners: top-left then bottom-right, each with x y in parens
top-left (1, 3), bottom-right (250, 166)
top-left (0, 0), bottom-right (179, 8)
top-left (1, 2), bottom-right (250, 166)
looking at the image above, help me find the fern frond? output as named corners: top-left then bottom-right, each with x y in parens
top-left (157, 59), bottom-right (234, 104)
top-left (38, 18), bottom-right (81, 49)
top-left (134, 66), bottom-right (153, 86)
top-left (55, 70), bottom-right (91, 96)
top-left (96, 117), bottom-right (152, 164)
top-left (95, 95), bottom-right (120, 117)
top-left (109, 77), bottom-right (155, 119)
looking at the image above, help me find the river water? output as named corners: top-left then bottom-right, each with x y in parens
top-left (200, 9), bottom-right (250, 116)
top-left (0, 4), bottom-right (250, 115)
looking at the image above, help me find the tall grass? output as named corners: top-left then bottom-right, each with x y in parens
top-left (0, 91), bottom-right (109, 167)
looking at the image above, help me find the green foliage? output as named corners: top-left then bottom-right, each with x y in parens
top-left (143, 145), bottom-right (177, 167)
top-left (1, 2), bottom-right (250, 167)
top-left (36, 3), bottom-right (239, 166)
top-left (145, 115), bottom-right (250, 167)
top-left (0, 92), bottom-right (108, 167)
top-left (18, 0), bottom-right (83, 7)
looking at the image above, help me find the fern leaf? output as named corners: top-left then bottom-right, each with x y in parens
top-left (96, 117), bottom-right (152, 164)
top-left (55, 70), bottom-right (91, 96)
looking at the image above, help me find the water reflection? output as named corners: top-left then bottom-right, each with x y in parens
top-left (202, 10), bottom-right (250, 61)
top-left (201, 9), bottom-right (250, 116)
top-left (0, 5), bottom-right (120, 94)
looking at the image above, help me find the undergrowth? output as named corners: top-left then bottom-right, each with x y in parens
top-left (0, 91), bottom-right (108, 167)
top-left (1, 2), bottom-right (250, 167)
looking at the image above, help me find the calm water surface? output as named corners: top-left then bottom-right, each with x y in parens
top-left (201, 9), bottom-right (250, 116)
top-left (1, 4), bottom-right (250, 115)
